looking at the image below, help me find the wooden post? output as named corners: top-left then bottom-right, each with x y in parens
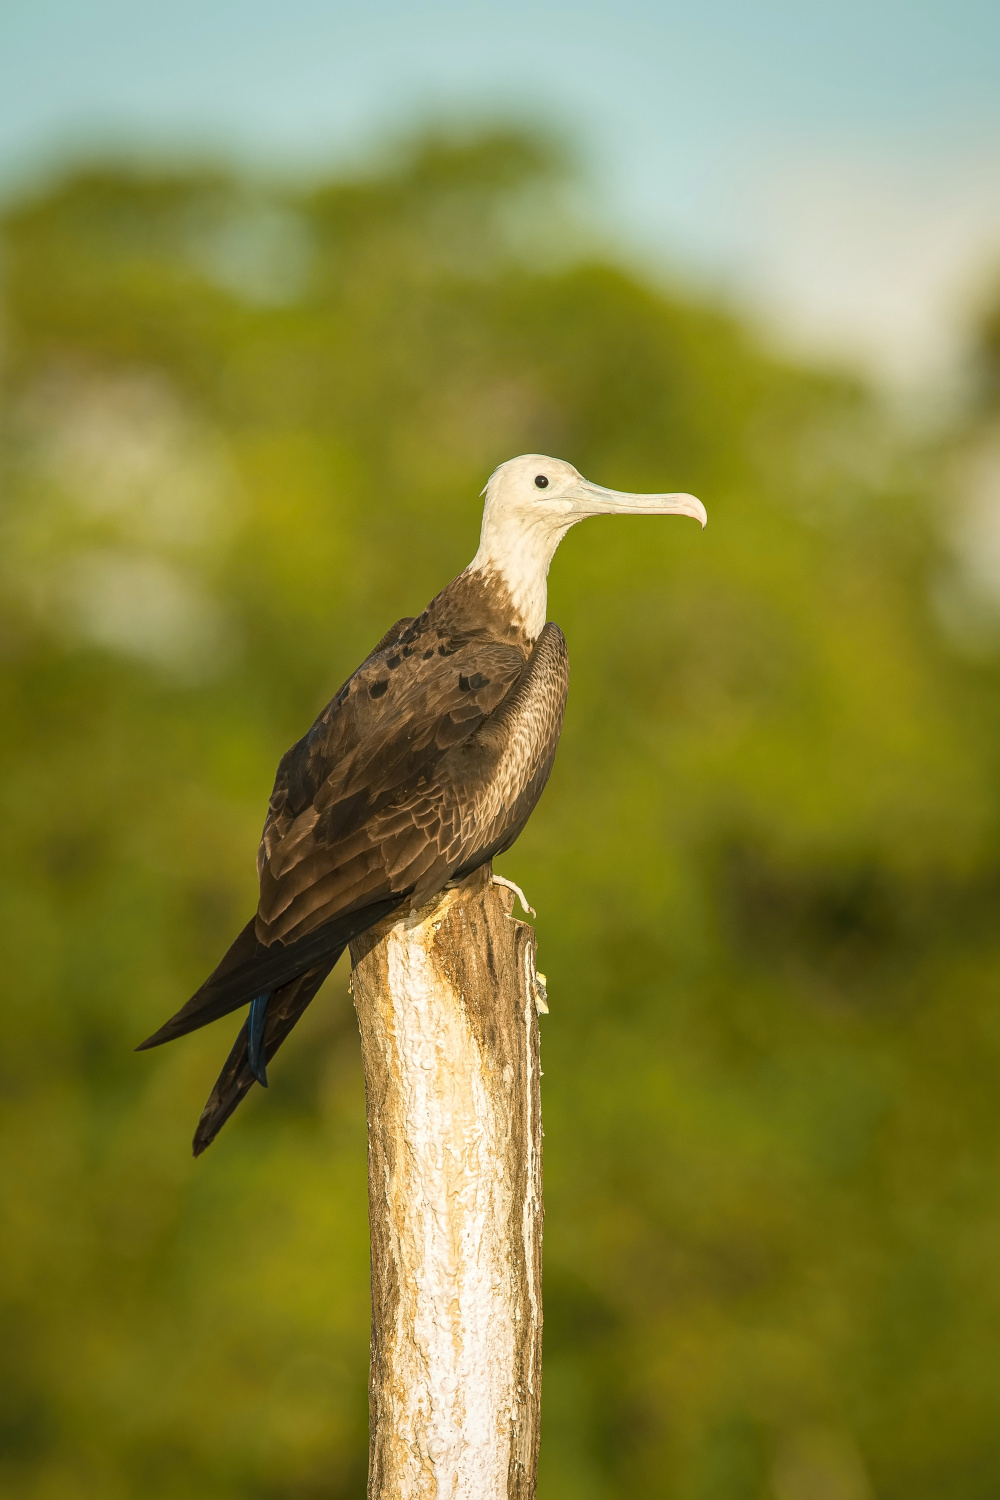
top-left (349, 864), bottom-right (545, 1500)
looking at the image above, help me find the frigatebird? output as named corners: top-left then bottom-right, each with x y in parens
top-left (139, 455), bottom-right (706, 1153)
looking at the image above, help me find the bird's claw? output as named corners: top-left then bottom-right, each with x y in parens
top-left (492, 874), bottom-right (536, 917)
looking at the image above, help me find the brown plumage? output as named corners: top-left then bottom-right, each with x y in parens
top-left (139, 573), bottom-right (568, 1153)
top-left (137, 455), bottom-right (705, 1153)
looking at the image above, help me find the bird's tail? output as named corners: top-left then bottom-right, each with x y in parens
top-left (136, 895), bottom-right (405, 1052)
top-left (192, 950), bottom-right (343, 1156)
top-left (136, 894), bottom-right (406, 1154)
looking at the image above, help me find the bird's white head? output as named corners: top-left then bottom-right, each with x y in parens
top-left (469, 453), bottom-right (706, 639)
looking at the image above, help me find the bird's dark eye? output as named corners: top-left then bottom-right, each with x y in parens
top-left (534, 475), bottom-right (548, 489)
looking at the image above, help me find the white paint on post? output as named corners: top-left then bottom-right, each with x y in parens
top-left (383, 912), bottom-right (516, 1494)
top-left (351, 869), bottom-right (544, 1500)
top-left (520, 941), bottom-right (540, 1404)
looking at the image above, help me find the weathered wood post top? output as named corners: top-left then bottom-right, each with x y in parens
top-left (351, 866), bottom-right (546, 1499)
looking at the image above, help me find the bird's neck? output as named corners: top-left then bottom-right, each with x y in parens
top-left (466, 517), bottom-right (565, 643)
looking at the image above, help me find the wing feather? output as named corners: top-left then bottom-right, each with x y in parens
top-left (254, 616), bottom-right (567, 945)
top-left (256, 609), bottom-right (530, 936)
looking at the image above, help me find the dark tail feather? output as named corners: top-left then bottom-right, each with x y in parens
top-left (247, 992), bottom-right (270, 1086)
top-left (136, 916), bottom-right (265, 1051)
top-left (136, 895), bottom-right (405, 1052)
top-left (192, 949), bottom-right (344, 1156)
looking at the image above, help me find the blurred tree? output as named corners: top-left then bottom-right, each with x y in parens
top-left (2, 131), bottom-right (1000, 1500)
top-left (976, 280), bottom-right (1000, 413)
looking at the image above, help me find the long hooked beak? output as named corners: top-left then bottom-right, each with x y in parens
top-left (570, 479), bottom-right (707, 527)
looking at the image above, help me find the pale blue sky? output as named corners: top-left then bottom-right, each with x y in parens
top-left (3, 0), bottom-right (1000, 385)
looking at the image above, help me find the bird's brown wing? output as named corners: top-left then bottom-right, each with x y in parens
top-left (255, 613), bottom-right (536, 944)
top-left (138, 619), bottom-right (568, 1052)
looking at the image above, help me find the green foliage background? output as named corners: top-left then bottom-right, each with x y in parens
top-left (2, 132), bottom-right (1000, 1499)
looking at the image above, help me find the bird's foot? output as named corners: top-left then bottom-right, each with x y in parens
top-left (247, 992), bottom-right (270, 1087)
top-left (493, 874), bottom-right (536, 917)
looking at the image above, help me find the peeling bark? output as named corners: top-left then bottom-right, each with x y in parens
top-left (350, 864), bottom-right (544, 1500)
